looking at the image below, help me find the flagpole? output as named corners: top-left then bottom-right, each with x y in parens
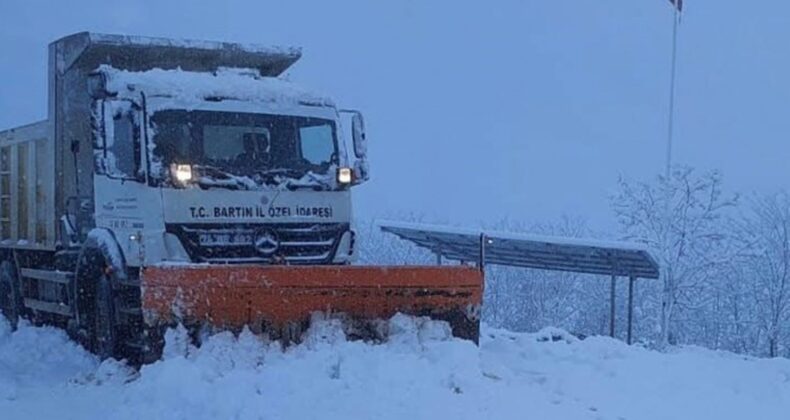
top-left (665, 6), bottom-right (680, 179)
top-left (660, 1), bottom-right (682, 349)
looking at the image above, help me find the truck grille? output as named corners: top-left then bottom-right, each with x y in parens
top-left (166, 223), bottom-right (348, 265)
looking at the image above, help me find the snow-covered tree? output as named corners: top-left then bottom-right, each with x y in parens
top-left (611, 167), bottom-right (737, 348)
top-left (354, 212), bottom-right (437, 266)
top-left (733, 192), bottom-right (790, 357)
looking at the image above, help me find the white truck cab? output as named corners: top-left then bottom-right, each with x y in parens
top-left (89, 63), bottom-right (369, 267)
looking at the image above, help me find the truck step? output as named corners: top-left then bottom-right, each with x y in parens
top-left (23, 298), bottom-right (73, 316)
top-left (20, 268), bottom-right (74, 285)
top-left (54, 250), bottom-right (81, 272)
top-left (117, 278), bottom-right (141, 288)
top-left (119, 307), bottom-right (142, 317)
top-left (124, 338), bottom-right (149, 350)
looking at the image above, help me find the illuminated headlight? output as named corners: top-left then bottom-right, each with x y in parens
top-left (172, 164), bottom-right (193, 183)
top-left (337, 167), bottom-right (353, 185)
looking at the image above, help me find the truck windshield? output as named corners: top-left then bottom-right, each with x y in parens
top-left (151, 110), bottom-right (337, 186)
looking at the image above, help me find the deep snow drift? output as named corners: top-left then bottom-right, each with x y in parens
top-left (1, 316), bottom-right (789, 420)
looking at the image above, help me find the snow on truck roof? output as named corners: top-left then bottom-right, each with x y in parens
top-left (99, 65), bottom-right (335, 108)
top-left (379, 221), bottom-right (660, 279)
top-left (53, 32), bottom-right (301, 77)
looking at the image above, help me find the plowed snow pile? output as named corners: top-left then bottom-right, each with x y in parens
top-left (1, 316), bottom-right (789, 420)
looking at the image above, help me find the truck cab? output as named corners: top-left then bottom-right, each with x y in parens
top-left (89, 64), bottom-right (368, 268)
top-left (28, 32), bottom-right (370, 270)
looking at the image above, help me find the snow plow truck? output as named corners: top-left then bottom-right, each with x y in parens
top-left (0, 33), bottom-right (483, 363)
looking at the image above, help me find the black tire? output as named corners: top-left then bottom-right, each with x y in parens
top-left (0, 258), bottom-right (23, 329)
top-left (92, 272), bottom-right (117, 359)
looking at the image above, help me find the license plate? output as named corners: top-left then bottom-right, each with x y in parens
top-left (199, 232), bottom-right (253, 246)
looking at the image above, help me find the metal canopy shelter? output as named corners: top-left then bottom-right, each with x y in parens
top-left (379, 221), bottom-right (660, 344)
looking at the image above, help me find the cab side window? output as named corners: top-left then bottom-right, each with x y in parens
top-left (97, 100), bottom-right (142, 180)
top-left (111, 112), bottom-right (137, 177)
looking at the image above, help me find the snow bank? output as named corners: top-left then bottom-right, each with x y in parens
top-left (1, 315), bottom-right (789, 420)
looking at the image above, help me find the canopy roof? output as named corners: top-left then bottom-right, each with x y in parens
top-left (379, 221), bottom-right (660, 279)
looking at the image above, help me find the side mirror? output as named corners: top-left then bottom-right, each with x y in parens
top-left (353, 158), bottom-right (370, 185)
top-left (351, 112), bottom-right (367, 159)
top-left (340, 109), bottom-right (370, 185)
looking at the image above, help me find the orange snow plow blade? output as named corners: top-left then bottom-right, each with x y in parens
top-left (140, 265), bottom-right (483, 342)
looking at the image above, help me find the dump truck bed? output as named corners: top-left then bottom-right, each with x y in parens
top-left (0, 120), bottom-right (55, 250)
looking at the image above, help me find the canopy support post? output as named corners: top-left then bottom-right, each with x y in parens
top-left (609, 274), bottom-right (616, 338)
top-left (478, 233), bottom-right (487, 273)
top-left (627, 276), bottom-right (635, 345)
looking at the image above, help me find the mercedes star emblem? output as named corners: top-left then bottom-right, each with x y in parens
top-left (253, 230), bottom-right (279, 255)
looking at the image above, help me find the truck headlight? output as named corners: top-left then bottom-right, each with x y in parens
top-left (337, 167), bottom-right (353, 185)
top-left (172, 164), bottom-right (193, 183)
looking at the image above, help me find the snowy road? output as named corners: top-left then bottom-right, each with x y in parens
top-left (1, 315), bottom-right (789, 420)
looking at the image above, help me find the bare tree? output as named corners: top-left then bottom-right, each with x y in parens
top-left (611, 167), bottom-right (737, 348)
top-left (733, 192), bottom-right (790, 357)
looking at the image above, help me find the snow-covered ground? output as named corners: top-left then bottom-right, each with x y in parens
top-left (1, 315), bottom-right (789, 420)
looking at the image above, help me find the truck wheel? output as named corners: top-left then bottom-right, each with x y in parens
top-left (92, 272), bottom-right (117, 359)
top-left (0, 259), bottom-right (23, 329)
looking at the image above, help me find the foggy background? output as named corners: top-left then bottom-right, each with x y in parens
top-left (1, 0), bottom-right (788, 232)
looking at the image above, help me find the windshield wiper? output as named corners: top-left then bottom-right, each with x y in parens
top-left (256, 168), bottom-right (331, 190)
top-left (193, 165), bottom-right (250, 190)
top-left (257, 168), bottom-right (305, 177)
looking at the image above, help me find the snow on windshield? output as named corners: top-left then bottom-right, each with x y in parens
top-left (149, 109), bottom-right (338, 190)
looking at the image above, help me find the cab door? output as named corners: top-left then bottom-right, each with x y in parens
top-left (92, 99), bottom-right (165, 267)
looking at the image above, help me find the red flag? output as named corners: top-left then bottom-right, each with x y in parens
top-left (668, 0), bottom-right (683, 12)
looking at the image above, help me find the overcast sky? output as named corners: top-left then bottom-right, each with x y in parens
top-left (1, 1), bottom-right (788, 232)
